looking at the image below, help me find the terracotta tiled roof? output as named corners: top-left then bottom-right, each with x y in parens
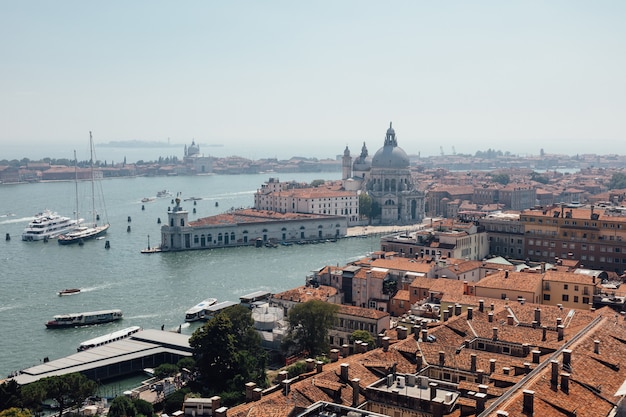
top-left (273, 285), bottom-right (338, 303)
top-left (475, 270), bottom-right (543, 292)
top-left (338, 305), bottom-right (389, 320)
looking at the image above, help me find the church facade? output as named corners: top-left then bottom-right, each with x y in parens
top-left (342, 123), bottom-right (425, 225)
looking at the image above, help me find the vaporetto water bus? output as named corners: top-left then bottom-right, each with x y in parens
top-left (77, 326), bottom-right (142, 351)
top-left (45, 309), bottom-right (123, 328)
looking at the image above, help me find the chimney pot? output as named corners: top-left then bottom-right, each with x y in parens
top-left (489, 358), bottom-right (496, 374)
top-left (351, 378), bottom-right (360, 407)
top-left (551, 360), bottom-right (559, 385)
top-left (523, 390), bottom-right (535, 414)
top-left (532, 350), bottom-right (541, 364)
top-left (479, 299), bottom-right (484, 312)
top-left (594, 340), bottom-right (600, 354)
top-left (561, 372), bottom-right (570, 393)
top-left (467, 307), bottom-right (473, 320)
top-left (340, 363), bottom-right (349, 381)
top-left (382, 336), bottom-right (390, 352)
top-left (492, 327), bottom-right (498, 341)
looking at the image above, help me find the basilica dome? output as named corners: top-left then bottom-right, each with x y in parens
top-left (371, 122), bottom-right (410, 169)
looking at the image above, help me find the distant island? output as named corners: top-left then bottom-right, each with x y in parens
top-left (99, 140), bottom-right (223, 148)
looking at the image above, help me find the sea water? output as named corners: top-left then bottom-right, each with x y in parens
top-left (0, 172), bottom-right (378, 377)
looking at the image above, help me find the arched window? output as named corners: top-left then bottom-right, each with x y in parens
top-left (170, 218), bottom-right (174, 227)
top-left (180, 218), bottom-right (184, 226)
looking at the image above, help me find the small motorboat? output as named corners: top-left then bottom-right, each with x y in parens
top-left (58, 288), bottom-right (81, 296)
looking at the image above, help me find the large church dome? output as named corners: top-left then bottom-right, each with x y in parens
top-left (371, 122), bottom-right (410, 169)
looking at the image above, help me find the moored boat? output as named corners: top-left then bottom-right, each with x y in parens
top-left (58, 288), bottom-right (81, 296)
top-left (58, 133), bottom-right (110, 246)
top-left (157, 190), bottom-right (172, 198)
top-left (77, 325), bottom-right (141, 351)
top-left (184, 298), bottom-right (218, 322)
top-left (45, 309), bottom-right (123, 328)
top-left (22, 210), bottom-right (81, 241)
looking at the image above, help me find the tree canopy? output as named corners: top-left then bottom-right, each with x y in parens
top-left (21, 373), bottom-right (97, 417)
top-left (609, 172), bottom-right (626, 190)
top-left (189, 305), bottom-right (267, 396)
top-left (350, 330), bottom-right (375, 350)
top-left (282, 300), bottom-right (339, 357)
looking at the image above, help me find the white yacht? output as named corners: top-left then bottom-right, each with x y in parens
top-left (184, 298), bottom-right (218, 322)
top-left (22, 210), bottom-right (81, 241)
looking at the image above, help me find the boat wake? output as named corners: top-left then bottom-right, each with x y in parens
top-left (0, 216), bottom-right (32, 225)
top-left (124, 313), bottom-right (161, 320)
top-left (0, 305), bottom-right (19, 313)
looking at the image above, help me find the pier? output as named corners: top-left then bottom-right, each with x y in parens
top-left (12, 329), bottom-right (192, 385)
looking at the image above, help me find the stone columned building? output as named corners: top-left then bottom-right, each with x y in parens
top-left (344, 123), bottom-right (425, 225)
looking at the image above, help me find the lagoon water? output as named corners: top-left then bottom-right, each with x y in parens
top-left (0, 172), bottom-right (379, 378)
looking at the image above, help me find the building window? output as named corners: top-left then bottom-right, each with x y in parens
top-left (574, 296), bottom-right (579, 303)
top-left (583, 296), bottom-right (590, 304)
top-left (562, 294), bottom-right (569, 302)
top-left (544, 294), bottom-right (551, 301)
top-left (564, 284), bottom-right (568, 290)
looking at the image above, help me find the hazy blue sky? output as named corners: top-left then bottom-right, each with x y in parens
top-left (1, 1), bottom-right (625, 161)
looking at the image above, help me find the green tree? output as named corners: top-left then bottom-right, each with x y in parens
top-left (491, 173), bottom-right (510, 185)
top-left (22, 373), bottom-right (97, 417)
top-left (132, 398), bottom-right (154, 417)
top-left (359, 193), bottom-right (372, 221)
top-left (189, 305), bottom-right (267, 393)
top-left (283, 300), bottom-right (339, 357)
top-left (350, 330), bottom-right (375, 350)
top-left (609, 172), bottom-right (626, 190)
top-left (108, 395), bottom-right (136, 417)
top-left (0, 380), bottom-right (22, 411)
top-left (154, 363), bottom-right (178, 379)
top-left (310, 179), bottom-right (325, 187)
top-left (0, 408), bottom-right (31, 417)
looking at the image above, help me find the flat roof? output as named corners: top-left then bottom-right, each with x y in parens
top-left (12, 329), bottom-right (191, 385)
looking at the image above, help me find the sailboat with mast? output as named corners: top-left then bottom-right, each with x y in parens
top-left (58, 132), bottom-right (110, 245)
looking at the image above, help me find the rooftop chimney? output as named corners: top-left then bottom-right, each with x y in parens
top-left (467, 307), bottom-right (473, 320)
top-left (534, 308), bottom-right (541, 325)
top-left (214, 407), bottom-right (228, 417)
top-left (558, 325), bottom-right (564, 341)
top-left (455, 304), bottom-right (462, 316)
top-left (563, 349), bottom-right (572, 369)
top-left (475, 392), bottom-right (487, 414)
top-left (489, 359), bottom-right (496, 374)
top-left (306, 358), bottom-right (315, 372)
top-left (493, 327), bottom-right (498, 341)
top-left (443, 310), bottom-right (450, 322)
top-left (551, 360), bottom-right (559, 385)
top-left (542, 326), bottom-right (547, 341)
top-left (523, 390), bottom-right (535, 415)
top-left (413, 325), bottom-right (420, 340)
top-left (490, 302), bottom-right (495, 311)
top-left (316, 360), bottom-right (324, 373)
top-left (210, 396), bottom-right (221, 412)
top-left (479, 299), bottom-right (484, 312)
top-left (532, 350), bottom-right (541, 364)
top-left (421, 328), bottom-right (428, 342)
top-left (430, 382), bottom-right (438, 400)
top-left (470, 353), bottom-right (477, 372)
top-left (488, 312), bottom-right (494, 322)
top-left (594, 340), bottom-right (600, 354)
top-left (252, 388), bottom-right (262, 401)
top-left (397, 326), bottom-right (407, 340)
top-left (416, 353), bottom-right (423, 371)
top-left (439, 350), bottom-right (445, 367)
top-left (351, 378), bottom-right (360, 407)
top-left (330, 348), bottom-right (340, 362)
top-left (561, 372), bottom-right (570, 393)
top-left (342, 344), bottom-right (350, 357)
top-left (340, 363), bottom-right (349, 382)
top-left (245, 382), bottom-right (257, 402)
top-left (382, 336), bottom-right (390, 352)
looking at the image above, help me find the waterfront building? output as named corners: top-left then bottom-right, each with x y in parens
top-left (521, 204), bottom-right (626, 272)
top-left (342, 123), bottom-right (425, 226)
top-left (160, 198), bottom-right (347, 251)
top-left (254, 177), bottom-right (360, 226)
